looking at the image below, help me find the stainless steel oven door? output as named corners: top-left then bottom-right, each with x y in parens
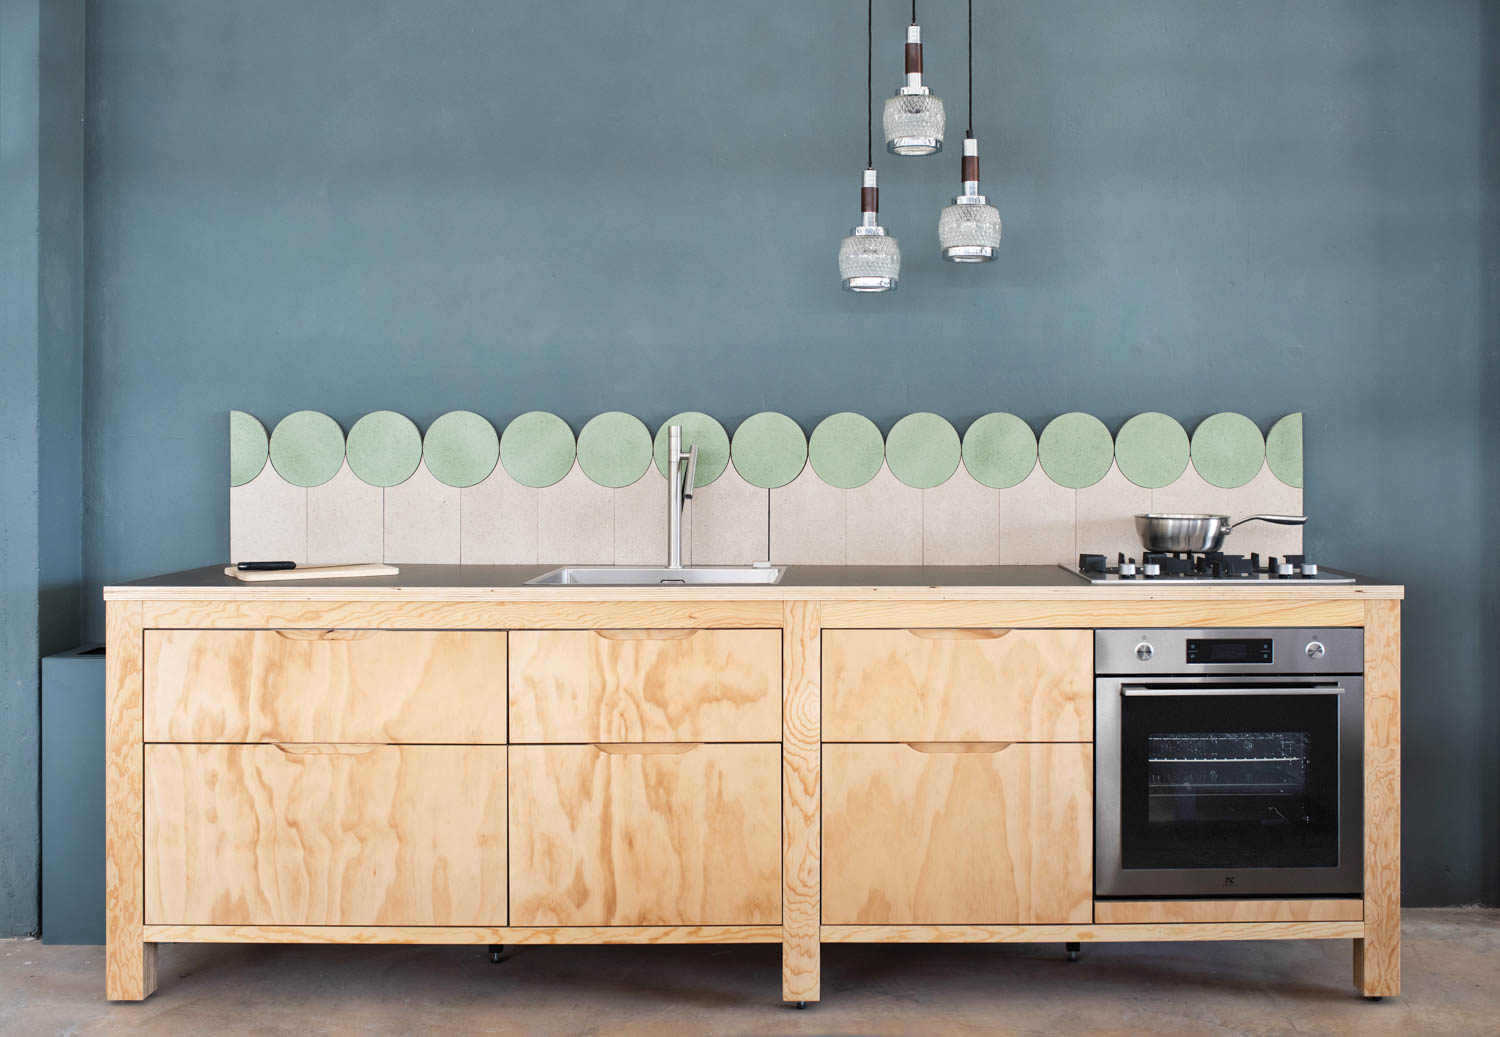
top-left (1096, 674), bottom-right (1363, 897)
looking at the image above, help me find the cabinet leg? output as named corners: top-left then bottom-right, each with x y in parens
top-left (488, 944), bottom-right (505, 964)
top-left (1065, 942), bottom-right (1081, 963)
top-left (106, 941), bottom-right (158, 1001)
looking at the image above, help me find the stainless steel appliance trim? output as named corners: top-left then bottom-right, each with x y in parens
top-left (1095, 627), bottom-right (1364, 676)
top-left (1121, 685), bottom-right (1345, 697)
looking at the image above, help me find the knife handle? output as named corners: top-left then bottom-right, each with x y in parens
top-left (236, 561), bottom-right (296, 571)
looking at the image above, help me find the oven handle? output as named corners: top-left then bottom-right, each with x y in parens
top-left (1120, 684), bottom-right (1344, 697)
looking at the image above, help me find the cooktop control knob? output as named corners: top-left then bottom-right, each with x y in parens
top-left (1135, 641), bottom-right (1154, 662)
top-left (1276, 561), bottom-right (1295, 577)
top-left (1302, 563), bottom-right (1319, 576)
top-left (1305, 640), bottom-right (1326, 660)
top-left (1119, 561), bottom-right (1137, 576)
top-left (1142, 562), bottom-right (1160, 577)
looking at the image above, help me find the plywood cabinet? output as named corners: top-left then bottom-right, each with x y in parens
top-left (822, 741), bottom-right (1093, 925)
top-left (508, 629), bottom-right (781, 742)
top-left (508, 743), bottom-right (781, 926)
top-left (823, 629), bottom-right (1091, 742)
top-left (144, 743), bottom-right (507, 926)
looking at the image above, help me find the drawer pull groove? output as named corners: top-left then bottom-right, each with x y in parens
top-left (591, 742), bottom-right (702, 755)
top-left (274, 629), bottom-right (378, 642)
top-left (273, 743), bottom-right (381, 756)
top-left (593, 629), bottom-right (698, 642)
top-left (906, 628), bottom-right (1012, 641)
top-left (904, 741), bottom-right (1013, 754)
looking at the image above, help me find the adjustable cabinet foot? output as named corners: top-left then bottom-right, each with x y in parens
top-left (1065, 942), bottom-right (1081, 963)
top-left (488, 945), bottom-right (505, 964)
top-left (1365, 996), bottom-right (1384, 1003)
top-left (794, 1001), bottom-right (808, 1010)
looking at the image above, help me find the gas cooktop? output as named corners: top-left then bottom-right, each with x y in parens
top-left (1067, 552), bottom-right (1356, 584)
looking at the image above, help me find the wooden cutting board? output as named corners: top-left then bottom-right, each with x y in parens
top-left (223, 563), bottom-right (400, 582)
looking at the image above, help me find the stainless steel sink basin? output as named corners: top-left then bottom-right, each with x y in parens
top-left (527, 565), bottom-right (785, 586)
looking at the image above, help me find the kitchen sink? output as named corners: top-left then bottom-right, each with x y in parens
top-left (526, 565), bottom-right (785, 586)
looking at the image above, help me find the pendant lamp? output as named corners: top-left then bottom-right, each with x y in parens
top-left (883, 1), bottom-right (945, 156)
top-left (840, 0), bottom-right (900, 292)
top-left (938, 0), bottom-right (1001, 261)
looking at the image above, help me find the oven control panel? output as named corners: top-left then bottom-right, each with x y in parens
top-left (1097, 628), bottom-right (1364, 675)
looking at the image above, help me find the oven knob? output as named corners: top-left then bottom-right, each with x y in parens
top-left (1135, 641), bottom-right (1154, 662)
top-left (1305, 640), bottom-right (1326, 660)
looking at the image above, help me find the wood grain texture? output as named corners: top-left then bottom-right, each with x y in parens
top-left (105, 600), bottom-right (157, 1000)
top-left (143, 924), bottom-right (783, 945)
top-left (823, 742), bottom-right (1092, 925)
top-left (824, 629), bottom-right (1090, 741)
top-left (820, 599), bottom-right (1367, 629)
top-left (141, 599), bottom-right (783, 630)
top-left (821, 921), bottom-right (1366, 943)
top-left (781, 600), bottom-right (821, 1003)
top-left (508, 629), bottom-right (780, 742)
top-left (508, 744), bottom-right (780, 927)
top-left (144, 744), bottom-right (507, 926)
top-left (1094, 899), bottom-right (1363, 924)
top-left (1355, 598), bottom-right (1401, 997)
top-left (144, 629), bottom-right (506, 743)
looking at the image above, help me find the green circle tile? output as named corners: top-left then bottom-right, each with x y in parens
top-left (423, 410), bottom-right (500, 488)
top-left (268, 410), bottom-right (345, 487)
top-left (1114, 412), bottom-right (1190, 489)
top-left (346, 411), bottom-right (422, 487)
top-left (885, 413), bottom-right (961, 489)
top-left (731, 412), bottom-right (807, 489)
top-left (653, 412), bottom-right (730, 488)
top-left (1037, 412), bottom-right (1114, 489)
top-left (577, 412), bottom-right (653, 488)
top-left (1191, 412), bottom-right (1265, 489)
top-left (500, 411), bottom-right (575, 488)
top-left (229, 411), bottom-right (268, 487)
top-left (808, 412), bottom-right (885, 489)
top-left (961, 413), bottom-right (1037, 489)
top-left (1265, 413), bottom-right (1303, 489)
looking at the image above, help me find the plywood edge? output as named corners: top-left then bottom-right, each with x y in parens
top-left (821, 921), bottom-right (1366, 943)
top-left (142, 925), bottom-right (783, 945)
top-left (1093, 899), bottom-right (1363, 925)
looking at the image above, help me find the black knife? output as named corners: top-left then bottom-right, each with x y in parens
top-left (236, 561), bottom-right (297, 571)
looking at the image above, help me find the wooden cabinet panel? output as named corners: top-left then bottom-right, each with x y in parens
top-left (823, 629), bottom-right (1091, 742)
top-left (509, 743), bottom-right (780, 926)
top-left (144, 744), bottom-right (507, 926)
top-left (144, 629), bottom-right (507, 743)
top-left (508, 629), bottom-right (780, 742)
top-left (823, 742), bottom-right (1092, 925)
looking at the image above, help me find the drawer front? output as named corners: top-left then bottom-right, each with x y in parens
top-left (144, 629), bottom-right (507, 743)
top-left (509, 743), bottom-right (780, 925)
top-left (824, 628), bottom-right (1091, 742)
top-left (823, 741), bottom-right (1093, 925)
top-left (144, 744), bottom-right (507, 926)
top-left (508, 629), bottom-right (781, 743)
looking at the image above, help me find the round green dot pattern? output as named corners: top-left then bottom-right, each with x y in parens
top-left (808, 413), bottom-right (884, 489)
top-left (731, 412), bottom-right (807, 489)
top-left (269, 410), bottom-right (345, 487)
top-left (885, 413), bottom-right (961, 489)
top-left (1192, 412), bottom-right (1265, 489)
top-left (500, 412), bottom-right (575, 488)
top-left (653, 413), bottom-right (729, 488)
top-left (423, 411), bottom-right (500, 488)
top-left (229, 411), bottom-right (268, 487)
top-left (1037, 412), bottom-right (1113, 489)
top-left (1265, 413), bottom-right (1303, 488)
top-left (577, 412), bottom-right (653, 488)
top-left (1114, 412), bottom-right (1189, 489)
top-left (961, 413), bottom-right (1036, 488)
top-left (346, 411), bottom-right (422, 487)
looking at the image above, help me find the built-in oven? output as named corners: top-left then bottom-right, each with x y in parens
top-left (1095, 628), bottom-right (1364, 898)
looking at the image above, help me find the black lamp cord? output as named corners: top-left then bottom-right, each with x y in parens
top-left (967, 0), bottom-right (974, 139)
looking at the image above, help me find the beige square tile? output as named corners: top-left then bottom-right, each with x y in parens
top-left (923, 465), bottom-right (1001, 565)
top-left (1076, 462), bottom-right (1153, 564)
top-left (846, 463), bottom-right (923, 566)
top-left (614, 469), bottom-right (669, 566)
top-left (1223, 462), bottom-right (1304, 560)
top-left (229, 465), bottom-right (307, 564)
top-left (691, 464), bottom-right (769, 566)
top-left (384, 463), bottom-right (460, 563)
top-left (462, 463), bottom-right (539, 564)
top-left (1151, 466), bottom-right (1234, 519)
top-left (769, 466), bottom-right (845, 565)
top-left (999, 467), bottom-right (1076, 564)
top-left (537, 461), bottom-right (614, 565)
top-left (307, 460), bottom-right (383, 565)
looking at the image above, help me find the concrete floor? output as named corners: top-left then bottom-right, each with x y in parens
top-left (4, 909), bottom-right (1496, 1036)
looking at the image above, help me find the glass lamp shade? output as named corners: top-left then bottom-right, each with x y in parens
top-left (939, 201), bottom-right (1001, 262)
top-left (839, 231), bottom-right (901, 292)
top-left (884, 93), bottom-right (945, 156)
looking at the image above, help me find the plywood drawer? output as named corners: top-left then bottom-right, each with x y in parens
top-left (508, 629), bottom-right (781, 743)
top-left (144, 744), bottom-right (507, 926)
top-left (144, 629), bottom-right (507, 743)
top-left (509, 743), bottom-right (780, 926)
top-left (823, 628), bottom-right (1091, 742)
top-left (823, 741), bottom-right (1093, 925)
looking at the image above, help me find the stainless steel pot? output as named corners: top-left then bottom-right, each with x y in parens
top-left (1134, 513), bottom-right (1307, 554)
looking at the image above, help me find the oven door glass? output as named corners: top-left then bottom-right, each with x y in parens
top-left (1119, 686), bottom-right (1342, 871)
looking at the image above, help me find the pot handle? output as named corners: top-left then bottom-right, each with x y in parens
top-left (1229, 514), bottom-right (1307, 530)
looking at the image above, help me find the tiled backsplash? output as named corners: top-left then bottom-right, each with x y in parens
top-left (229, 410), bottom-right (1303, 566)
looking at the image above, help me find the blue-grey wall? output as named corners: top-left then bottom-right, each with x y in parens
top-left (36, 0), bottom-right (1489, 912)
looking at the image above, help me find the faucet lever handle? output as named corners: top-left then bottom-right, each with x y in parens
top-left (682, 444), bottom-right (698, 499)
